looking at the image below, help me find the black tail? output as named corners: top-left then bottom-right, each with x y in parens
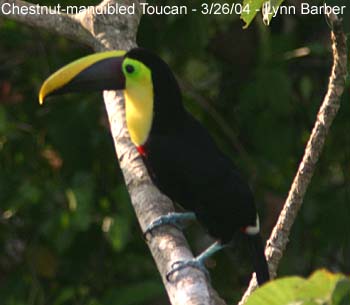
top-left (247, 234), bottom-right (270, 285)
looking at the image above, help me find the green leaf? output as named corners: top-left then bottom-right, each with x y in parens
top-left (241, 0), bottom-right (285, 28)
top-left (332, 278), bottom-right (350, 305)
top-left (246, 277), bottom-right (306, 305)
top-left (241, 0), bottom-right (265, 28)
top-left (246, 270), bottom-right (350, 305)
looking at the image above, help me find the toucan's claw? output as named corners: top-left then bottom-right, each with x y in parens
top-left (166, 241), bottom-right (223, 281)
top-left (143, 212), bottom-right (196, 240)
top-left (166, 258), bottom-right (210, 282)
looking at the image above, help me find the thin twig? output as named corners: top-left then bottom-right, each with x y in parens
top-left (238, 12), bottom-right (347, 305)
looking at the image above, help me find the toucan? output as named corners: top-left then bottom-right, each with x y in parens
top-left (39, 48), bottom-right (270, 285)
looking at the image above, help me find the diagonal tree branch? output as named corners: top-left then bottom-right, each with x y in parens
top-left (1, 0), bottom-right (226, 304)
top-left (238, 12), bottom-right (348, 305)
top-left (0, 0), bottom-right (94, 45)
top-left (103, 90), bottom-right (226, 305)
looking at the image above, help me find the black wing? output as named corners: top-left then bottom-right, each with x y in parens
top-left (145, 113), bottom-right (257, 241)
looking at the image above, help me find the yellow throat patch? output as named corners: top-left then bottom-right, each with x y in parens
top-left (123, 58), bottom-right (154, 147)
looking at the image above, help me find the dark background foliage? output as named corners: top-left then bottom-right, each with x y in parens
top-left (0, 0), bottom-right (349, 304)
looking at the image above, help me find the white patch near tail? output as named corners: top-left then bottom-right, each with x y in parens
top-left (244, 214), bottom-right (260, 235)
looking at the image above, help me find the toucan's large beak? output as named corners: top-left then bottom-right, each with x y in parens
top-left (39, 50), bottom-right (126, 104)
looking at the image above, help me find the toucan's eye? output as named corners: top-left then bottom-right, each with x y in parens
top-left (125, 64), bottom-right (135, 74)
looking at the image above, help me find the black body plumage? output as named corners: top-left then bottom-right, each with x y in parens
top-left (128, 48), bottom-right (269, 285)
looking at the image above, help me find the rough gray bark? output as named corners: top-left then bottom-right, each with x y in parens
top-left (0, 0), bottom-right (92, 44)
top-left (238, 12), bottom-right (348, 305)
top-left (0, 1), bottom-right (226, 304)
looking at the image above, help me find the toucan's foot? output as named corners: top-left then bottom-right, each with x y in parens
top-left (166, 241), bottom-right (224, 282)
top-left (144, 212), bottom-right (196, 239)
top-left (166, 257), bottom-right (210, 281)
